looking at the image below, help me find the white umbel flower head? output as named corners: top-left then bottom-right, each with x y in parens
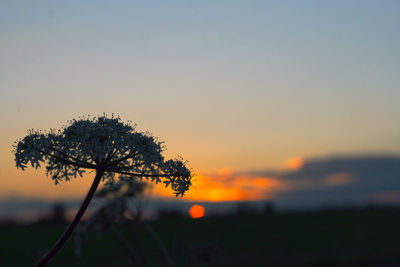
top-left (13, 114), bottom-right (193, 197)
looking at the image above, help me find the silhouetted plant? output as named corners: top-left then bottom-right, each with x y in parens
top-left (263, 201), bottom-right (275, 215)
top-left (75, 176), bottom-right (147, 266)
top-left (76, 176), bottom-right (174, 266)
top-left (13, 114), bottom-right (192, 266)
top-left (235, 201), bottom-right (258, 215)
top-left (49, 203), bottom-right (67, 223)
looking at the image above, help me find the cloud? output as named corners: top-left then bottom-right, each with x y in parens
top-left (321, 172), bottom-right (355, 187)
top-left (272, 155), bottom-right (400, 208)
top-left (284, 157), bottom-right (305, 170)
top-left (3, 155), bottom-right (400, 221)
top-left (153, 154), bottom-right (400, 208)
top-left (366, 191), bottom-right (400, 204)
top-left (152, 168), bottom-right (287, 202)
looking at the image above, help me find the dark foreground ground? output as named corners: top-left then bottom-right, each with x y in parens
top-left (1, 207), bottom-right (400, 266)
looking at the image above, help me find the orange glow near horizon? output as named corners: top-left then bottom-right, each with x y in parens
top-left (1, 164), bottom-right (288, 202)
top-left (153, 169), bottom-right (287, 202)
top-left (285, 157), bottom-right (305, 170)
top-left (189, 204), bottom-right (204, 219)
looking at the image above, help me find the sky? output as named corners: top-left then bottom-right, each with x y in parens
top-left (0, 1), bottom-right (399, 204)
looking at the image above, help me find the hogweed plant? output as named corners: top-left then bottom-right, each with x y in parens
top-left (75, 176), bottom-right (174, 266)
top-left (13, 115), bottom-right (193, 266)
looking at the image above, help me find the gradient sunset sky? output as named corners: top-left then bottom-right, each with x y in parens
top-left (1, 1), bottom-right (399, 202)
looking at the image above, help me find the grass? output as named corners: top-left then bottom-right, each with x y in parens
top-left (1, 207), bottom-right (400, 266)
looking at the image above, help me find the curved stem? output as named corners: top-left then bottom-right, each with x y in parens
top-left (141, 222), bottom-right (173, 267)
top-left (35, 170), bottom-right (104, 267)
top-left (110, 226), bottom-right (140, 267)
top-left (125, 210), bottom-right (173, 267)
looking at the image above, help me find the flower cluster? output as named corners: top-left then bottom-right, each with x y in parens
top-left (13, 114), bottom-right (193, 197)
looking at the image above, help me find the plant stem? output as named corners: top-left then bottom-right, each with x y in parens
top-left (126, 209), bottom-right (173, 267)
top-left (35, 170), bottom-right (104, 267)
top-left (110, 226), bottom-right (140, 267)
top-left (141, 221), bottom-right (174, 267)
top-left (124, 219), bottom-right (149, 267)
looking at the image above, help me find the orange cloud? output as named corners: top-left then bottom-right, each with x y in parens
top-left (152, 171), bottom-right (246, 201)
top-left (231, 175), bottom-right (284, 189)
top-left (285, 157), bottom-right (304, 170)
top-left (152, 169), bottom-right (287, 202)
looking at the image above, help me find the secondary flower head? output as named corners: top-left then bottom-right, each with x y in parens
top-left (13, 114), bottom-right (192, 197)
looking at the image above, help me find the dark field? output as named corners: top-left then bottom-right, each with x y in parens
top-left (1, 207), bottom-right (400, 266)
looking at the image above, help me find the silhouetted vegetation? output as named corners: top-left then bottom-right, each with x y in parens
top-left (13, 115), bottom-right (192, 265)
top-left (263, 201), bottom-right (275, 215)
top-left (158, 209), bottom-right (185, 220)
top-left (2, 206), bottom-right (400, 266)
top-left (35, 203), bottom-right (67, 224)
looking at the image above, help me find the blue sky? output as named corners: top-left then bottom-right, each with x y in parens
top-left (0, 1), bottom-right (399, 200)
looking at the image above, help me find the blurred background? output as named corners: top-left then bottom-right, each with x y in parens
top-left (1, 1), bottom-right (399, 266)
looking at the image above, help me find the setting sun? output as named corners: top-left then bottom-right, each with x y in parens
top-left (189, 204), bottom-right (205, 219)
